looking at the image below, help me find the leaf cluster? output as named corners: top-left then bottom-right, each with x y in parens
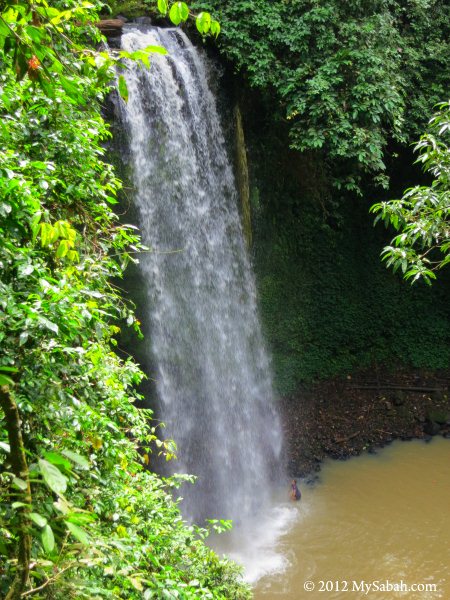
top-left (192, 0), bottom-right (449, 192)
top-left (371, 101), bottom-right (450, 283)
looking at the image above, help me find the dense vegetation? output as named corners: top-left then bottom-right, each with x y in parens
top-left (194, 0), bottom-right (449, 191)
top-left (0, 1), bottom-right (249, 598)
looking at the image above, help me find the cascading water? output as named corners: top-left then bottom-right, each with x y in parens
top-left (117, 25), bottom-right (282, 525)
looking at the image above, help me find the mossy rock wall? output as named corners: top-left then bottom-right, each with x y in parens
top-left (244, 101), bottom-right (450, 396)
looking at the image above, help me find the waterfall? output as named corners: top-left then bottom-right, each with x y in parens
top-left (117, 25), bottom-right (282, 524)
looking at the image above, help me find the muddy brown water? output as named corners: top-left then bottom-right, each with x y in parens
top-left (216, 438), bottom-right (450, 599)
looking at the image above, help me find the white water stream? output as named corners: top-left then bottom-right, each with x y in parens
top-left (118, 26), bottom-right (282, 525)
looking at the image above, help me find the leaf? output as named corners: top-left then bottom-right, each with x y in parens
top-left (196, 12), bottom-right (211, 35)
top-left (143, 44), bottom-right (167, 55)
top-left (41, 524), bottom-right (55, 553)
top-left (44, 451), bottom-right (71, 471)
top-left (60, 75), bottom-right (85, 105)
top-left (53, 497), bottom-right (70, 515)
top-left (179, 2), bottom-right (189, 21)
top-left (157, 0), bottom-right (167, 15)
top-left (0, 374), bottom-right (14, 386)
top-left (12, 477), bottom-right (28, 491)
top-left (118, 75), bottom-right (128, 103)
top-left (169, 2), bottom-right (182, 26)
top-left (38, 459), bottom-right (68, 495)
top-left (61, 449), bottom-right (89, 469)
top-left (65, 511), bottom-right (96, 525)
top-left (56, 239), bottom-right (69, 258)
top-left (65, 521), bottom-right (90, 544)
top-left (30, 512), bottom-right (48, 528)
top-left (0, 442), bottom-right (11, 453)
top-left (210, 20), bottom-right (220, 37)
top-left (39, 318), bottom-right (59, 335)
top-left (12, 501), bottom-right (29, 509)
top-left (37, 73), bottom-right (55, 99)
top-left (31, 211), bottom-right (42, 242)
top-left (19, 332), bottom-right (29, 346)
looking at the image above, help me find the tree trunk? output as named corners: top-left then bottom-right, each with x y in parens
top-left (0, 386), bottom-right (32, 600)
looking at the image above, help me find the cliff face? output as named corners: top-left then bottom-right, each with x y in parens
top-left (237, 94), bottom-right (450, 396)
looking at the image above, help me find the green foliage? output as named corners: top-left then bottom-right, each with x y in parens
top-left (0, 1), bottom-right (248, 598)
top-left (371, 101), bottom-right (450, 284)
top-left (193, 0), bottom-right (449, 192)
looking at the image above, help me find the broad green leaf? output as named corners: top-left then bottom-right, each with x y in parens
top-left (31, 211), bottom-right (42, 242)
top-left (39, 318), bottom-right (59, 335)
top-left (61, 449), bottom-right (89, 469)
top-left (179, 2), bottom-right (189, 21)
top-left (169, 2), bottom-right (182, 26)
top-left (30, 512), bottom-right (47, 528)
top-left (56, 239), bottom-right (69, 258)
top-left (12, 477), bottom-right (28, 491)
top-left (0, 374), bottom-right (14, 386)
top-left (0, 442), bottom-right (11, 453)
top-left (38, 459), bottom-right (67, 495)
top-left (210, 20), bottom-right (220, 37)
top-left (65, 511), bottom-right (96, 525)
top-left (196, 12), bottom-right (211, 35)
top-left (41, 524), bottom-right (55, 553)
top-left (118, 75), bottom-right (128, 103)
top-left (60, 75), bottom-right (85, 105)
top-left (143, 44), bottom-right (167, 55)
top-left (157, 0), bottom-right (167, 15)
top-left (44, 452), bottom-right (71, 470)
top-left (12, 501), bottom-right (29, 509)
top-left (37, 73), bottom-right (55, 99)
top-left (65, 521), bottom-right (90, 544)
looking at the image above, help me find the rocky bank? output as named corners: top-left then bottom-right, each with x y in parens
top-left (282, 369), bottom-right (450, 477)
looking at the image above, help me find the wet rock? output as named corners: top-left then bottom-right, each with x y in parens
top-left (423, 420), bottom-right (441, 436)
top-left (107, 36), bottom-right (122, 49)
top-left (392, 391), bottom-right (405, 406)
top-left (134, 16), bottom-right (153, 25)
top-left (431, 390), bottom-right (445, 402)
top-left (281, 369), bottom-right (450, 476)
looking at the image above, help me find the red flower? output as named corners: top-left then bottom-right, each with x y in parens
top-left (28, 55), bottom-right (40, 71)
